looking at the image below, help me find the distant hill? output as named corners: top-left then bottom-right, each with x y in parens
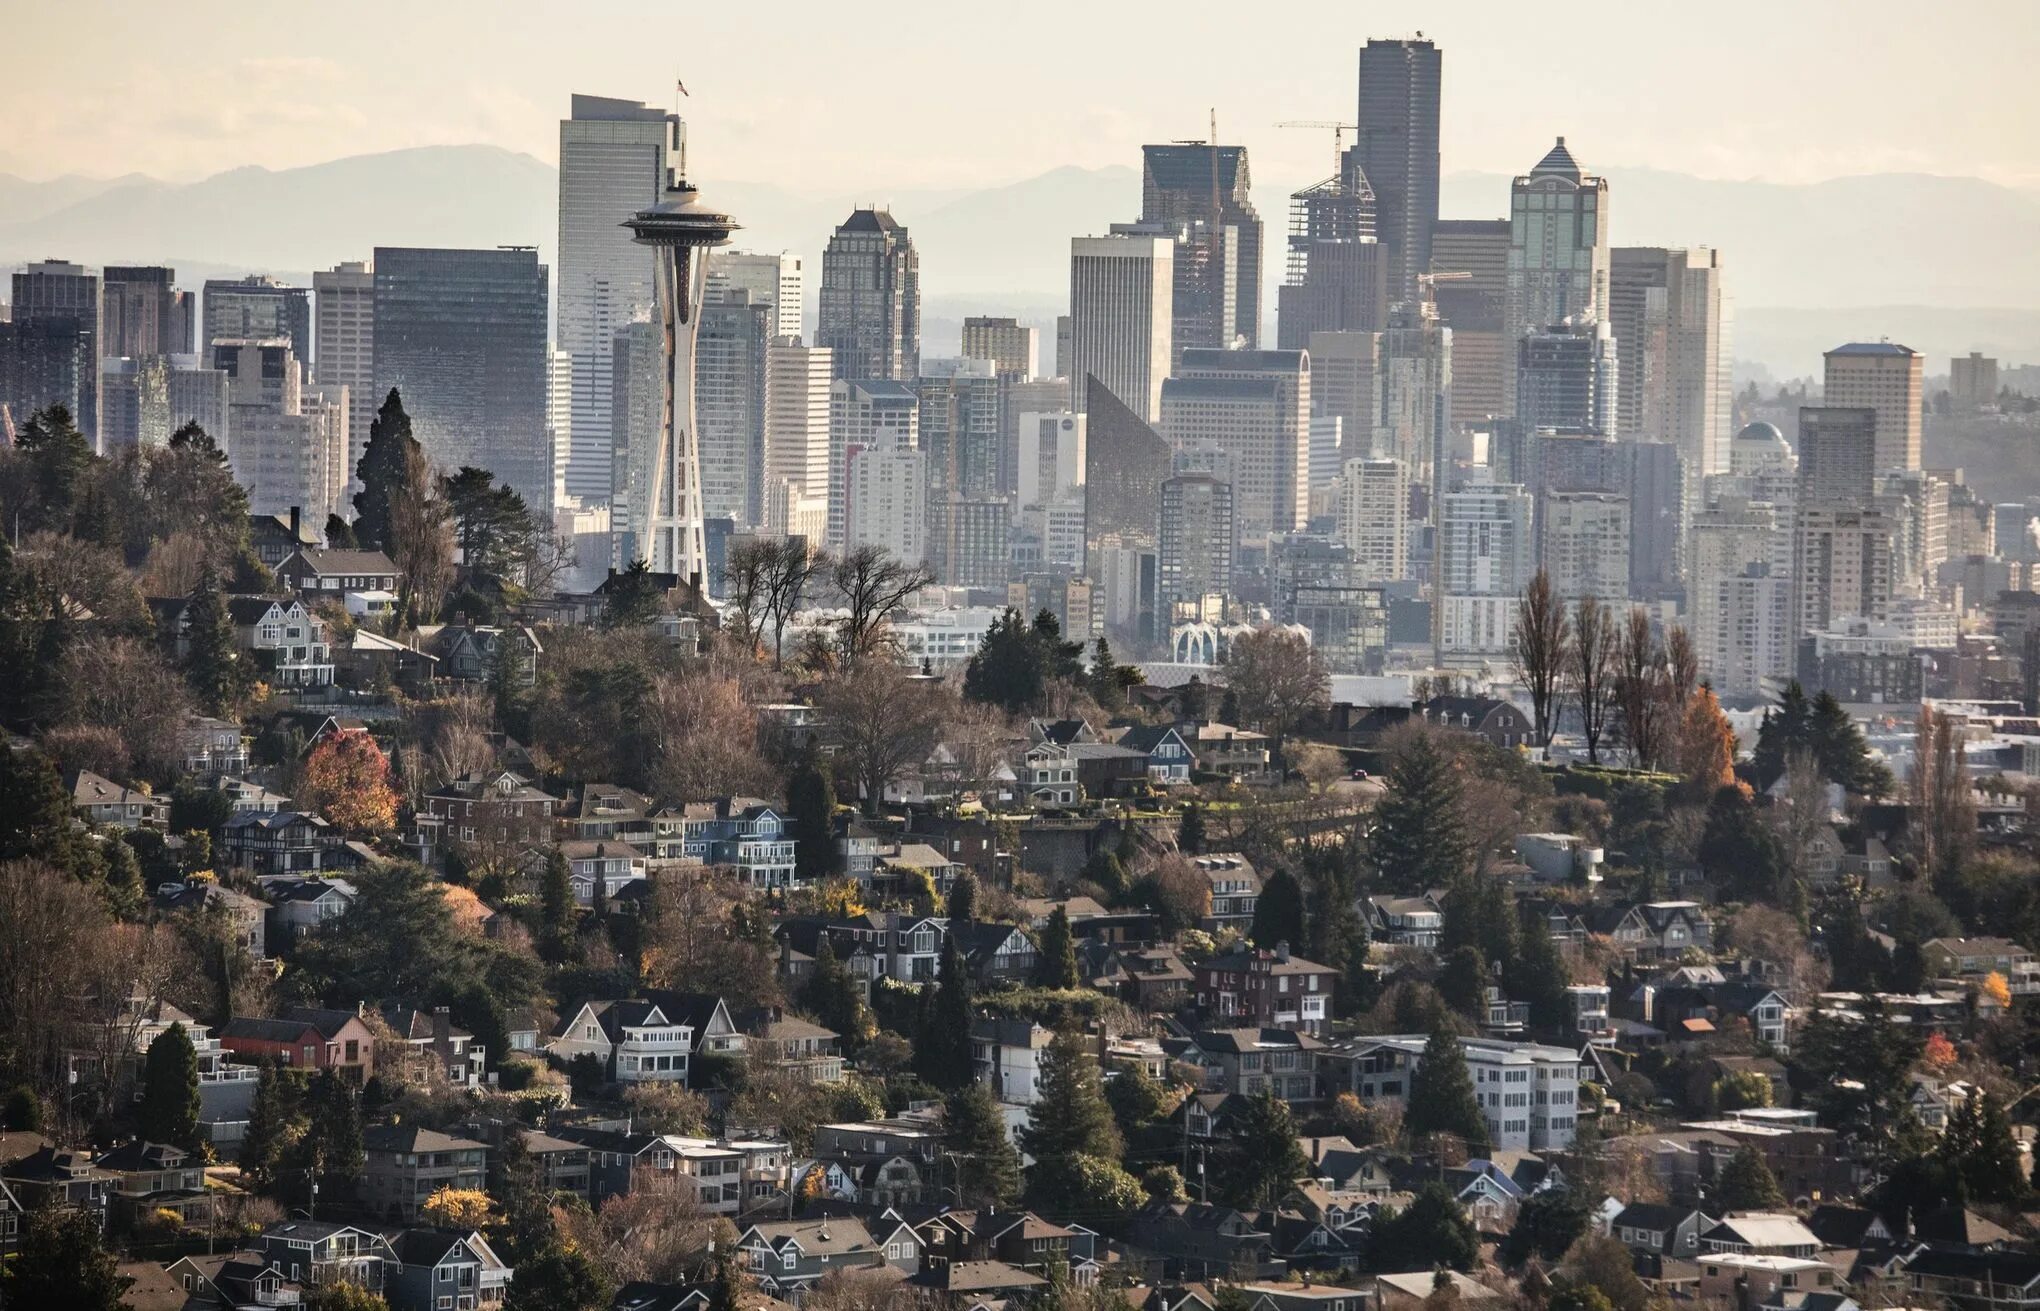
top-left (5, 145), bottom-right (2038, 375)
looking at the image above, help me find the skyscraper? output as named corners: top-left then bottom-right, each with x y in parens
top-left (705, 251), bottom-right (803, 340)
top-left (1823, 342), bottom-right (1922, 472)
top-left (1504, 139), bottom-right (1610, 411)
top-left (960, 317), bottom-right (1038, 381)
top-left (1541, 489), bottom-right (1630, 602)
top-left (828, 379), bottom-right (920, 549)
top-left (1949, 352), bottom-right (1999, 412)
top-left (373, 247), bottom-right (552, 518)
top-left (764, 337), bottom-right (832, 511)
top-left (1159, 473), bottom-right (1236, 610)
top-left (1141, 143), bottom-right (1263, 349)
top-left (312, 260), bottom-right (375, 497)
top-left (1692, 496), bottom-right (1788, 698)
top-left (1276, 157), bottom-right (1389, 349)
top-left (819, 208), bottom-right (920, 382)
top-left (1162, 348), bottom-right (1311, 546)
top-left (1069, 232), bottom-right (1173, 422)
top-left (557, 93), bottom-right (672, 508)
top-left (8, 259), bottom-right (100, 441)
top-left (1608, 247), bottom-right (1729, 476)
top-left (1338, 456), bottom-right (1408, 581)
top-left (696, 292), bottom-right (770, 525)
top-left (1017, 412), bottom-right (1085, 512)
top-left (203, 275), bottom-right (310, 356)
top-left (1435, 481), bottom-right (1533, 667)
top-left (1378, 295), bottom-right (1451, 494)
top-left (99, 355), bottom-right (229, 450)
top-left (1515, 319), bottom-right (1618, 435)
top-left (1083, 375), bottom-right (1171, 639)
top-left (918, 359), bottom-right (1003, 502)
top-left (101, 266), bottom-right (180, 358)
top-left (1428, 219), bottom-right (1510, 422)
top-left (1309, 331), bottom-right (1383, 459)
top-left (609, 320), bottom-right (663, 563)
top-left (1796, 407), bottom-right (1878, 505)
top-left (216, 339), bottom-right (349, 526)
top-left (1355, 37), bottom-right (1442, 304)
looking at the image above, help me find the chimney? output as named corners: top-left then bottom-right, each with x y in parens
top-left (1276, 940), bottom-right (1290, 963)
top-left (433, 1006), bottom-right (453, 1062)
top-left (289, 505), bottom-right (301, 543)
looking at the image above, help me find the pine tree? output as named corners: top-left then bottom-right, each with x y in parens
top-left (963, 609), bottom-right (1048, 714)
top-left (240, 1059), bottom-right (305, 1189)
top-left (916, 937), bottom-right (976, 1089)
top-left (1440, 945), bottom-right (1489, 1021)
top-left (323, 514), bottom-right (358, 549)
top-left (1372, 731), bottom-right (1471, 893)
top-left (183, 562), bottom-right (244, 713)
top-left (1507, 909), bottom-right (1572, 1031)
top-left (798, 937), bottom-right (870, 1045)
top-left (1373, 1180), bottom-right (1480, 1273)
top-left (1178, 803), bottom-right (1206, 855)
top-left (1035, 906), bottom-right (1078, 988)
top-left (786, 748), bottom-right (840, 885)
top-left (602, 559), bottom-right (667, 628)
top-left (944, 1081), bottom-right (1024, 1207)
top-left (1020, 1029), bottom-right (1123, 1163)
top-left (536, 847), bottom-right (576, 965)
top-left (948, 870), bottom-right (980, 926)
top-left (1215, 1091), bottom-right (1312, 1208)
top-left (505, 1244), bottom-right (612, 1311)
top-left (297, 1070), bottom-right (364, 1191)
top-left (1251, 867), bottom-right (1306, 949)
top-left (1958, 1090), bottom-right (2029, 1204)
top-left (353, 388), bottom-right (418, 552)
top-left (138, 1022), bottom-right (201, 1149)
top-left (1810, 690), bottom-right (1893, 796)
top-left (1752, 681), bottom-right (1813, 788)
top-left (1715, 1144), bottom-right (1787, 1211)
top-left (1405, 1027), bottom-right (1490, 1154)
top-left (2, 1202), bottom-right (133, 1310)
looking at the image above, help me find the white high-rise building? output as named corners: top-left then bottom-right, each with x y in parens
top-left (765, 337), bottom-right (832, 506)
top-left (1017, 411), bottom-right (1086, 513)
top-left (707, 251), bottom-right (804, 340)
top-left (1608, 247), bottom-right (1729, 477)
top-left (1796, 507), bottom-right (1898, 636)
top-left (546, 346), bottom-right (573, 507)
top-left (846, 443), bottom-right (926, 563)
top-left (557, 94), bottom-right (672, 508)
top-left (1435, 482), bottom-right (1533, 667)
top-left (1069, 233), bottom-right (1173, 422)
top-left (1823, 342), bottom-right (1923, 472)
top-left (217, 339), bottom-right (348, 526)
top-left (1692, 497), bottom-right (1789, 698)
top-left (1541, 489), bottom-right (1630, 603)
top-left (1161, 348), bottom-right (1311, 546)
top-left (1504, 138), bottom-right (1609, 413)
top-left (312, 260), bottom-right (374, 499)
top-left (1338, 457), bottom-right (1408, 582)
top-left (827, 378), bottom-right (919, 549)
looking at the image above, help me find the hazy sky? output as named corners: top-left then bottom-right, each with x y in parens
top-left (7, 0), bottom-right (2038, 193)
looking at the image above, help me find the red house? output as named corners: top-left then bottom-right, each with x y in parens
top-left (220, 1006), bottom-right (378, 1082)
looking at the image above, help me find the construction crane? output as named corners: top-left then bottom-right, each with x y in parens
top-left (1276, 120), bottom-right (1359, 187)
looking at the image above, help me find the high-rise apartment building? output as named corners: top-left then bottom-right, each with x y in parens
top-left (215, 339), bottom-right (349, 526)
top-left (1949, 352), bottom-right (1999, 412)
top-left (1504, 139), bottom-right (1609, 412)
top-left (1692, 497), bottom-right (1788, 698)
top-left (917, 360), bottom-right (1003, 501)
top-left (1001, 377), bottom-right (1071, 502)
top-left (1607, 247), bottom-right (1729, 477)
top-left (1159, 473), bottom-right (1236, 610)
top-left (1378, 296), bottom-right (1451, 494)
top-left (1435, 482), bottom-right (1533, 667)
top-left (373, 247), bottom-right (551, 516)
top-left (1141, 144), bottom-right (1262, 349)
top-left (1309, 331), bottom-right (1383, 460)
top-left (1069, 232), bottom-right (1173, 422)
top-left (1338, 456), bottom-right (1408, 581)
top-left (705, 251), bottom-right (803, 340)
top-left (8, 259), bottom-right (100, 441)
top-left (557, 93), bottom-right (671, 507)
top-left (764, 338), bottom-right (832, 506)
top-left (609, 321), bottom-right (663, 565)
top-left (828, 379), bottom-right (920, 548)
top-left (101, 266), bottom-right (180, 358)
top-left (100, 355), bottom-right (229, 450)
top-left (1163, 348), bottom-right (1311, 546)
top-left (312, 260), bottom-right (375, 497)
top-left (696, 293), bottom-right (771, 525)
top-left (961, 317), bottom-right (1038, 382)
top-left (1355, 37), bottom-right (1442, 303)
top-left (846, 443), bottom-right (927, 563)
top-left (1541, 489), bottom-right (1630, 602)
top-left (1823, 342), bottom-right (1922, 471)
top-left (1516, 319), bottom-right (1618, 435)
top-left (203, 276), bottom-right (310, 357)
top-left (926, 496), bottom-right (1010, 588)
top-left (1796, 407), bottom-right (1878, 505)
top-left (1629, 441), bottom-right (1686, 602)
top-left (1276, 158), bottom-right (1388, 349)
top-left (1429, 219), bottom-right (1509, 422)
top-left (1796, 507), bottom-right (1897, 635)
top-left (819, 208), bottom-right (920, 382)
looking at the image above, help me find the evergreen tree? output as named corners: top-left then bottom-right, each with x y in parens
top-left (2, 1202), bottom-right (133, 1310)
top-left (183, 562), bottom-right (245, 713)
top-left (1715, 1144), bottom-right (1787, 1211)
top-left (1440, 945), bottom-right (1489, 1021)
top-left (536, 847), bottom-right (576, 965)
top-left (240, 1060), bottom-right (305, 1189)
top-left (1501, 1188), bottom-right (1592, 1265)
top-left (798, 937), bottom-right (870, 1045)
top-left (916, 937), bottom-right (976, 1089)
top-left (297, 1070), bottom-right (364, 1192)
top-left (1372, 731), bottom-right (1471, 893)
top-left (1507, 910), bottom-right (1572, 1031)
top-left (323, 514), bottom-right (358, 549)
top-left (17, 403), bottom-right (96, 534)
top-left (1104, 1061), bottom-right (1171, 1140)
top-left (1372, 1181), bottom-right (1480, 1273)
top-left (1954, 1090), bottom-right (2029, 1204)
top-left (353, 388), bottom-right (418, 552)
top-left (1251, 867), bottom-right (1306, 948)
top-left (602, 559), bottom-right (666, 628)
top-left (702, 1236), bottom-right (745, 1311)
top-left (944, 1081), bottom-right (1024, 1206)
top-left (1035, 906), bottom-right (1078, 988)
top-left (506, 1243), bottom-right (612, 1311)
top-left (1404, 1027), bottom-right (1490, 1154)
top-left (1087, 637), bottom-right (1142, 710)
top-left (948, 870), bottom-right (979, 926)
top-left (1178, 803), bottom-right (1206, 855)
top-left (1020, 1029), bottom-right (1123, 1163)
top-left (1811, 690), bottom-right (1893, 796)
top-left (962, 609), bottom-right (1048, 714)
top-left (138, 1022), bottom-right (201, 1149)
top-left (786, 748), bottom-right (840, 885)
top-left (1214, 1091), bottom-right (1311, 1209)
top-left (1751, 681), bottom-right (1813, 789)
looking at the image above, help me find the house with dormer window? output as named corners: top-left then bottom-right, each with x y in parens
top-left (226, 595), bottom-right (335, 686)
top-left (1192, 853), bottom-right (1262, 932)
top-left (416, 770), bottom-right (559, 864)
top-left (384, 1228), bottom-right (512, 1311)
top-left (737, 1216), bottom-right (904, 1299)
top-left (547, 1000), bottom-right (692, 1084)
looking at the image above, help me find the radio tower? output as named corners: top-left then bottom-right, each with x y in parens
top-left (622, 112), bottom-right (738, 586)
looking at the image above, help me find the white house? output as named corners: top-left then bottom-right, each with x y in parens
top-left (548, 1000), bottom-right (693, 1083)
top-left (1320, 1034), bottom-right (1584, 1151)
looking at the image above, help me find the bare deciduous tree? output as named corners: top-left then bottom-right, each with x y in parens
top-left (390, 445), bottom-right (455, 628)
top-left (1568, 595), bottom-right (1619, 765)
top-left (60, 635), bottom-right (193, 782)
top-left (1774, 746), bottom-right (1833, 887)
top-left (1512, 568), bottom-right (1570, 749)
top-left (831, 544), bottom-right (934, 666)
top-left (721, 539), bottom-right (772, 658)
top-left (820, 661), bottom-right (949, 815)
top-left (1223, 625), bottom-right (1331, 738)
top-left (1614, 606), bottom-right (1669, 771)
top-left (428, 688), bottom-right (497, 786)
top-left (942, 698), bottom-right (1017, 805)
top-left (647, 667), bottom-right (774, 801)
top-left (759, 540), bottom-right (829, 669)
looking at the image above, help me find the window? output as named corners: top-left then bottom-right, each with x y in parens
top-left (783, 1252), bottom-right (797, 1271)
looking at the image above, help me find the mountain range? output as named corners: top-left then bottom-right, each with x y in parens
top-left (6, 146), bottom-right (2040, 375)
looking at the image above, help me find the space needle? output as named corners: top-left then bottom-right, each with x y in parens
top-left (622, 107), bottom-right (737, 587)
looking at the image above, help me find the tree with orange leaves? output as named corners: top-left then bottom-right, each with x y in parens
top-left (299, 732), bottom-right (398, 833)
top-left (1922, 1032), bottom-right (1959, 1068)
top-left (1675, 686), bottom-right (1737, 798)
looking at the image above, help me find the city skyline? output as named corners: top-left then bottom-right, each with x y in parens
top-left (7, 1), bottom-right (2040, 197)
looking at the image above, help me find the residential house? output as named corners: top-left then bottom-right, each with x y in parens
top-left (249, 509), bottom-right (321, 567)
top-left (1090, 943), bottom-right (1196, 1009)
top-left (915, 1209), bottom-right (1076, 1279)
top-left (68, 770), bottom-right (167, 829)
top-left (1319, 1034), bottom-right (1584, 1151)
top-left (1022, 740), bottom-right (1081, 806)
top-left (2, 1146), bottom-right (117, 1228)
top-left (972, 1018), bottom-right (1055, 1104)
top-left (1234, 1279), bottom-right (1374, 1311)
top-left (544, 1127), bottom-right (681, 1204)
top-left (1194, 943), bottom-right (1336, 1034)
top-left (1067, 741), bottom-right (1154, 799)
top-left (165, 1250), bottom-right (300, 1308)
top-left (1924, 937), bottom-right (2039, 995)
top-left (551, 840), bottom-right (649, 907)
top-left (361, 1124), bottom-right (488, 1223)
top-left (909, 1259), bottom-right (1050, 1302)
top-left (1612, 1203), bottom-right (1714, 1261)
top-left (1177, 1028), bottom-right (1324, 1105)
top-left (956, 920), bottom-right (1038, 985)
top-left (153, 881), bottom-right (267, 959)
top-left (1377, 1272), bottom-right (1501, 1311)
top-left (740, 1009), bottom-right (846, 1084)
top-left (675, 799), bottom-right (798, 890)
top-left (417, 770), bottom-right (560, 863)
top-left (94, 1140), bottom-right (211, 1232)
top-left (258, 874), bottom-right (357, 941)
top-left (640, 992), bottom-right (748, 1072)
top-left (812, 1116), bottom-right (941, 1205)
top-left (667, 1134), bottom-right (794, 1213)
top-left (383, 1229), bottom-right (512, 1311)
top-left (555, 784), bottom-right (655, 845)
top-left (1366, 895), bottom-right (1445, 949)
top-left (275, 547), bottom-right (400, 596)
top-left (421, 621), bottom-right (543, 684)
top-left (666, 1140), bottom-right (747, 1215)
top-left (738, 1216), bottom-right (912, 1300)
top-left (246, 1219), bottom-right (395, 1290)
top-left (1702, 1213), bottom-right (1822, 1259)
top-left (1600, 901), bottom-right (1715, 959)
top-left (1901, 1250), bottom-right (2040, 1311)
top-left (219, 810), bottom-right (340, 874)
top-left (381, 1007), bottom-right (491, 1089)
top-left (1192, 854), bottom-right (1262, 933)
top-left (1697, 1254), bottom-right (1838, 1306)
top-left (181, 716), bottom-right (250, 777)
top-left (547, 1000), bottom-right (692, 1084)
top-left (225, 595), bottom-right (335, 686)
top-left (1113, 723), bottom-right (1196, 785)
top-left (1417, 695), bottom-right (1533, 749)
top-left (220, 1005), bottom-right (377, 1081)
top-left (1125, 1201), bottom-right (1276, 1278)
top-left (1184, 721), bottom-right (1274, 781)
